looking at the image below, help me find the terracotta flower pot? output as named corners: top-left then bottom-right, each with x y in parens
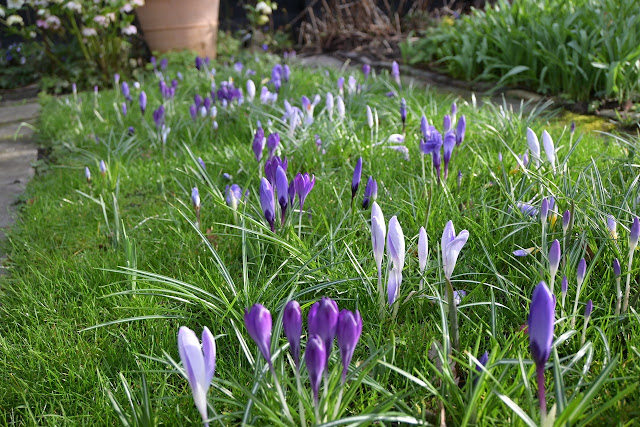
top-left (136, 0), bottom-right (220, 58)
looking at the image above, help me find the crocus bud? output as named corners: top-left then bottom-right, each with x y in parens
top-left (387, 216), bottom-right (405, 274)
top-left (577, 258), bottom-right (586, 287)
top-left (121, 102), bottom-right (127, 116)
top-left (138, 91), bottom-right (147, 115)
top-left (252, 127), bottom-right (265, 162)
top-left (400, 98), bottom-right (407, 127)
top-left (371, 202), bottom-right (386, 274)
top-left (275, 166), bottom-right (288, 223)
top-left (391, 61), bottom-right (400, 86)
top-left (305, 335), bottom-right (326, 405)
top-left (246, 79), bottom-right (256, 102)
top-left (337, 76), bottom-right (344, 93)
top-left (121, 81), bottom-right (130, 101)
top-left (191, 187), bottom-right (200, 210)
top-left (561, 276), bottom-right (568, 295)
top-left (259, 178), bottom-right (275, 231)
top-left (420, 115), bottom-right (429, 140)
top-left (630, 217), bottom-right (640, 251)
top-left (540, 198), bottom-right (549, 222)
top-left (607, 215), bottom-right (617, 239)
top-left (443, 114), bottom-right (451, 133)
top-left (418, 226), bottom-right (428, 273)
top-left (99, 160), bottom-right (106, 176)
top-left (189, 104), bottom-right (197, 121)
top-left (451, 102), bottom-right (457, 122)
top-left (326, 92), bottom-right (334, 118)
top-left (362, 176), bottom-right (376, 209)
top-left (456, 115), bottom-right (466, 146)
top-left (529, 282), bottom-right (554, 367)
top-left (441, 220), bottom-right (469, 280)
top-left (337, 309), bottom-right (363, 382)
top-left (366, 106), bottom-right (374, 129)
top-left (352, 157), bottom-right (363, 200)
top-left (336, 96), bottom-right (345, 120)
top-left (308, 297), bottom-right (339, 364)
top-left (85, 166), bottom-right (91, 183)
top-left (526, 128), bottom-right (540, 165)
top-left (457, 170), bottom-right (462, 189)
top-left (443, 131), bottom-right (456, 180)
top-left (266, 132), bottom-right (280, 157)
top-left (613, 258), bottom-right (621, 277)
top-left (283, 300), bottom-right (302, 368)
top-left (570, 121), bottom-right (575, 134)
top-left (244, 304), bottom-right (273, 366)
top-left (177, 326), bottom-right (216, 426)
top-left (362, 63), bottom-right (371, 79)
top-left (542, 130), bottom-right (555, 172)
top-left (549, 239), bottom-right (561, 278)
top-left (562, 210), bottom-right (571, 233)
top-left (584, 299), bottom-right (593, 319)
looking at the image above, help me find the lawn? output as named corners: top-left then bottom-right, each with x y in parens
top-left (1, 51), bottom-right (639, 425)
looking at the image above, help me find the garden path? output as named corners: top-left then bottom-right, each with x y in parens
top-left (0, 98), bottom-right (39, 272)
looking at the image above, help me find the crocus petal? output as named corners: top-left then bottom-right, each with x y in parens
top-left (528, 282), bottom-right (555, 366)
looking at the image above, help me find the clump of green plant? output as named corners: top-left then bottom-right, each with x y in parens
top-left (401, 0), bottom-right (640, 105)
top-left (0, 41), bottom-right (42, 89)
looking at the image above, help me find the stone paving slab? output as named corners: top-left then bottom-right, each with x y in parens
top-left (0, 101), bottom-right (40, 125)
top-left (0, 120), bottom-right (36, 140)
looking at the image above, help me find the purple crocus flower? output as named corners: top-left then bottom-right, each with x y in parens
top-left (476, 351), bottom-right (489, 373)
top-left (540, 198), bottom-right (549, 221)
top-left (400, 98), bottom-right (407, 131)
top-left (114, 73), bottom-right (120, 87)
top-left (308, 297), bottom-right (339, 365)
top-left (189, 104), bottom-right (197, 121)
top-left (225, 184), bottom-right (243, 210)
top-left (305, 335), bottom-right (326, 405)
top-left (99, 160), bottom-right (107, 176)
top-left (259, 178), bottom-right (276, 232)
top-left (441, 220), bottom-right (469, 280)
top-left (443, 130), bottom-right (456, 180)
top-left (570, 121), bottom-right (576, 135)
top-left (252, 127), bottom-right (266, 162)
top-left (337, 309), bottom-right (363, 382)
top-left (420, 115), bottom-right (429, 140)
top-left (528, 281), bottom-right (554, 415)
top-left (457, 170), bottom-right (462, 189)
top-left (195, 56), bottom-right (203, 70)
top-left (121, 81), bottom-right (131, 101)
top-left (197, 157), bottom-right (206, 169)
top-left (391, 61), bottom-right (400, 86)
top-left (283, 64), bottom-right (290, 82)
top-left (516, 202), bottom-right (538, 217)
top-left (362, 63), bottom-right (371, 80)
top-left (191, 187), bottom-right (200, 210)
top-left (562, 210), bottom-right (571, 233)
top-left (288, 180), bottom-right (296, 207)
top-left (152, 105), bottom-right (165, 128)
top-left (121, 102), bottom-right (127, 116)
top-left (443, 114), bottom-right (451, 133)
top-left (150, 56), bottom-right (157, 69)
top-left (630, 217), bottom-right (640, 250)
top-left (456, 115), bottom-right (466, 146)
top-left (613, 258), bottom-right (621, 277)
top-left (139, 91), bottom-right (147, 114)
top-left (283, 300), bottom-right (302, 369)
top-left (607, 215), bottom-right (617, 239)
top-left (177, 326), bottom-right (216, 426)
top-left (264, 156), bottom-right (288, 186)
top-left (276, 166), bottom-right (288, 224)
top-left (362, 176), bottom-right (377, 209)
top-left (420, 128), bottom-right (444, 182)
top-left (127, 126), bottom-right (135, 135)
top-left (160, 58), bottom-right (168, 70)
top-left (266, 132), bottom-right (280, 157)
top-left (203, 97), bottom-right (212, 113)
top-left (337, 77), bottom-right (345, 93)
top-left (85, 166), bottom-right (91, 183)
top-left (352, 157), bottom-right (363, 200)
top-left (194, 94), bottom-right (203, 109)
top-left (244, 304), bottom-right (273, 366)
top-left (549, 239), bottom-right (561, 279)
top-left (295, 173), bottom-right (315, 211)
top-left (451, 102), bottom-right (457, 122)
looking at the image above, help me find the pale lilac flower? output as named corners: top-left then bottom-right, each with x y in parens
top-left (441, 220), bottom-right (469, 280)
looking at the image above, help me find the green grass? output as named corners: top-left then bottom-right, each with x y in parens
top-left (401, 0), bottom-right (640, 105)
top-left (1, 51), bottom-right (639, 425)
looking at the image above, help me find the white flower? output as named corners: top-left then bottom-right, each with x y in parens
top-left (0, 7), bottom-right (5, 18)
top-left (7, 14), bottom-right (24, 25)
top-left (246, 79), bottom-right (256, 102)
top-left (255, 1), bottom-right (272, 15)
top-left (93, 15), bottom-right (108, 26)
top-left (121, 25), bottom-right (137, 35)
top-left (64, 1), bottom-right (81, 12)
top-left (131, 0), bottom-right (145, 6)
top-left (542, 130), bottom-right (556, 173)
top-left (121, 4), bottom-right (133, 13)
top-left (7, 0), bottom-right (25, 9)
top-left (387, 134), bottom-right (404, 144)
top-left (366, 105), bottom-right (374, 129)
top-left (526, 127), bottom-right (540, 166)
top-left (81, 27), bottom-right (97, 37)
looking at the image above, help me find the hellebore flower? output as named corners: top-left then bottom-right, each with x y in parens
top-left (295, 173), bottom-right (315, 211)
top-left (362, 63), bottom-right (371, 80)
top-left (337, 309), bottom-right (363, 382)
top-left (266, 132), bottom-right (280, 157)
top-left (352, 157), bottom-right (363, 201)
top-left (252, 127), bottom-right (266, 162)
top-left (308, 297), bottom-right (339, 364)
top-left (607, 215), bottom-right (617, 239)
top-left (283, 300), bottom-right (302, 368)
top-left (526, 128), bottom-right (541, 167)
top-left (305, 335), bottom-right (326, 405)
top-left (362, 176), bottom-right (377, 209)
top-left (387, 216), bottom-right (405, 305)
top-left (542, 130), bottom-right (556, 173)
top-left (99, 160), bottom-right (107, 176)
top-left (177, 326), bottom-right (216, 426)
top-left (139, 91), bottom-right (147, 114)
top-left (443, 114), bottom-right (451, 133)
top-left (244, 303), bottom-right (273, 366)
top-left (418, 226), bottom-right (428, 274)
top-left (443, 130), bottom-right (456, 180)
top-left (225, 184), bottom-right (243, 210)
top-left (528, 281), bottom-right (554, 416)
top-left (548, 239), bottom-right (560, 292)
top-left (259, 178), bottom-right (276, 232)
top-left (391, 61), bottom-right (400, 86)
top-left (441, 220), bottom-right (469, 280)
top-left (456, 115), bottom-right (466, 146)
top-left (275, 166), bottom-right (288, 224)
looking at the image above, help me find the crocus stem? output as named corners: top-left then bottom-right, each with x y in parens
top-left (536, 363), bottom-right (547, 420)
top-left (298, 208), bottom-right (303, 239)
top-left (377, 268), bottom-right (384, 321)
top-left (615, 277), bottom-right (622, 316)
top-left (561, 293), bottom-right (566, 318)
top-left (622, 250), bottom-right (634, 312)
top-left (421, 155), bottom-right (427, 197)
top-left (196, 207), bottom-right (201, 230)
top-left (270, 365), bottom-right (293, 423)
top-left (332, 383), bottom-right (344, 419)
top-left (581, 316), bottom-right (589, 346)
top-left (570, 281), bottom-right (583, 329)
top-left (295, 369), bottom-right (307, 427)
top-left (445, 278), bottom-right (459, 352)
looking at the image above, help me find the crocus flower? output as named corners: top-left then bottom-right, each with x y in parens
top-left (128, 126), bottom-right (135, 135)
top-left (283, 300), bottom-right (302, 368)
top-left (99, 160), bottom-right (106, 176)
top-left (326, 92), bottom-right (334, 120)
top-left (562, 210), bottom-right (571, 234)
top-left (244, 304), bottom-right (273, 366)
top-left (225, 184), bottom-right (243, 210)
top-left (528, 281), bottom-right (554, 416)
top-left (276, 166), bottom-right (288, 224)
top-left (259, 178), bottom-right (276, 232)
top-left (121, 102), bottom-right (127, 116)
top-left (288, 180), bottom-right (296, 207)
top-left (443, 114), bottom-right (451, 133)
top-left (308, 297), bottom-right (339, 365)
top-left (177, 326), bottom-right (216, 426)
top-left (456, 115), bottom-right (466, 146)
top-left (561, 275), bottom-right (568, 310)
top-left (152, 105), bottom-right (165, 128)
top-left (540, 198), bottom-right (549, 221)
top-left (197, 157), bottom-right (206, 170)
top-left (549, 239), bottom-right (560, 287)
top-left (420, 115), bottom-right (429, 140)
top-left (526, 128), bottom-right (541, 166)
top-left (264, 155), bottom-right (288, 186)
top-left (246, 80), bottom-right (256, 102)
top-left (336, 96), bottom-right (345, 120)
top-left (283, 64), bottom-right (290, 82)
top-left (542, 130), bottom-right (556, 173)
top-left (362, 176), bottom-right (377, 209)
top-left (387, 216), bottom-right (405, 305)
top-left (517, 202), bottom-right (539, 217)
top-left (513, 247), bottom-right (536, 257)
top-left (139, 91), bottom-right (147, 114)
top-left (347, 75), bottom-right (357, 95)
top-left (305, 335), bottom-right (326, 405)
top-left (191, 187), bottom-right (200, 210)
top-left (366, 106), bottom-right (374, 129)
top-left (607, 215), bottom-right (617, 239)
top-left (441, 220), bottom-right (469, 280)
top-left (362, 63), bottom-right (371, 80)
top-left (195, 56), bottom-right (203, 69)
top-left (189, 104), bottom-right (197, 121)
top-left (630, 217), bottom-right (640, 251)
top-left (577, 258), bottom-right (586, 287)
top-left (391, 61), bottom-right (400, 86)
top-left (295, 173), bottom-right (315, 211)
top-left (85, 166), bottom-right (91, 183)
top-left (418, 226), bottom-right (428, 274)
top-left (114, 73), bottom-right (120, 87)
top-left (352, 157), bottom-right (363, 201)
top-left (443, 130), bottom-right (456, 180)
top-left (337, 76), bottom-right (345, 94)
top-left (121, 81), bottom-right (131, 101)
top-left (337, 309), bottom-right (363, 382)
top-left (570, 121), bottom-right (576, 135)
top-left (474, 350), bottom-right (489, 385)
top-left (457, 170), bottom-right (462, 189)
top-left (266, 132), bottom-right (280, 157)
top-left (252, 127), bottom-right (266, 162)
top-left (371, 201), bottom-right (386, 281)
top-left (400, 98), bottom-right (407, 131)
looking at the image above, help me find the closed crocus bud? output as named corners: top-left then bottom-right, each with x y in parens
top-left (562, 210), bottom-right (571, 233)
top-left (607, 215), bottom-right (617, 239)
top-left (337, 309), bottom-right (363, 382)
top-left (362, 63), bottom-right (371, 80)
top-left (457, 170), bottom-right (462, 189)
top-left (456, 115), bottom-right (466, 146)
top-left (561, 275), bottom-right (568, 294)
top-left (371, 202), bottom-right (386, 273)
top-left (244, 303), bottom-right (273, 366)
top-left (336, 96), bottom-right (345, 120)
top-left (362, 176), bottom-right (376, 209)
top-left (418, 226), bottom-right (428, 273)
top-left (443, 114), bottom-right (451, 133)
top-left (613, 258), bottom-right (621, 277)
top-left (352, 157), bottom-right (363, 200)
top-left (441, 220), bottom-right (469, 280)
top-left (283, 64), bottom-right (291, 82)
top-left (177, 326), bottom-right (216, 426)
top-left (366, 105), bottom-right (374, 129)
top-left (630, 217), bottom-right (640, 250)
top-left (252, 127), bottom-right (266, 162)
top-left (259, 178), bottom-right (276, 231)
top-left (476, 351), bottom-right (489, 375)
top-left (85, 166), bottom-right (91, 183)
top-left (576, 258), bottom-right (586, 288)
top-left (246, 79), bottom-right (256, 102)
top-left (451, 102), bottom-right (457, 122)
top-left (391, 61), bottom-right (400, 86)
top-left (526, 128), bottom-right (540, 165)
top-left (121, 81), bottom-right (130, 101)
top-left (540, 198), bottom-right (549, 220)
top-left (305, 335), bottom-right (326, 405)
top-left (585, 299), bottom-right (593, 319)
top-left (138, 91), bottom-right (147, 114)
top-left (99, 160), bottom-right (106, 176)
top-left (121, 102), bottom-right (127, 116)
top-left (189, 104), bottom-right (197, 121)
top-left (570, 121), bottom-right (576, 134)
top-left (549, 239), bottom-right (560, 277)
top-left (400, 98), bottom-right (407, 126)
top-left (542, 130), bottom-right (556, 173)
top-left (326, 92), bottom-right (334, 117)
top-left (288, 180), bottom-right (296, 207)
top-left (191, 187), bottom-right (200, 210)
top-left (443, 131), bottom-right (456, 180)
top-left (308, 297), bottom-right (339, 364)
top-left (275, 166), bottom-right (288, 223)
top-left (529, 282), bottom-right (555, 367)
top-left (387, 216), bottom-right (405, 274)
top-left (283, 300), bottom-right (302, 368)
top-left (337, 76), bottom-right (345, 92)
